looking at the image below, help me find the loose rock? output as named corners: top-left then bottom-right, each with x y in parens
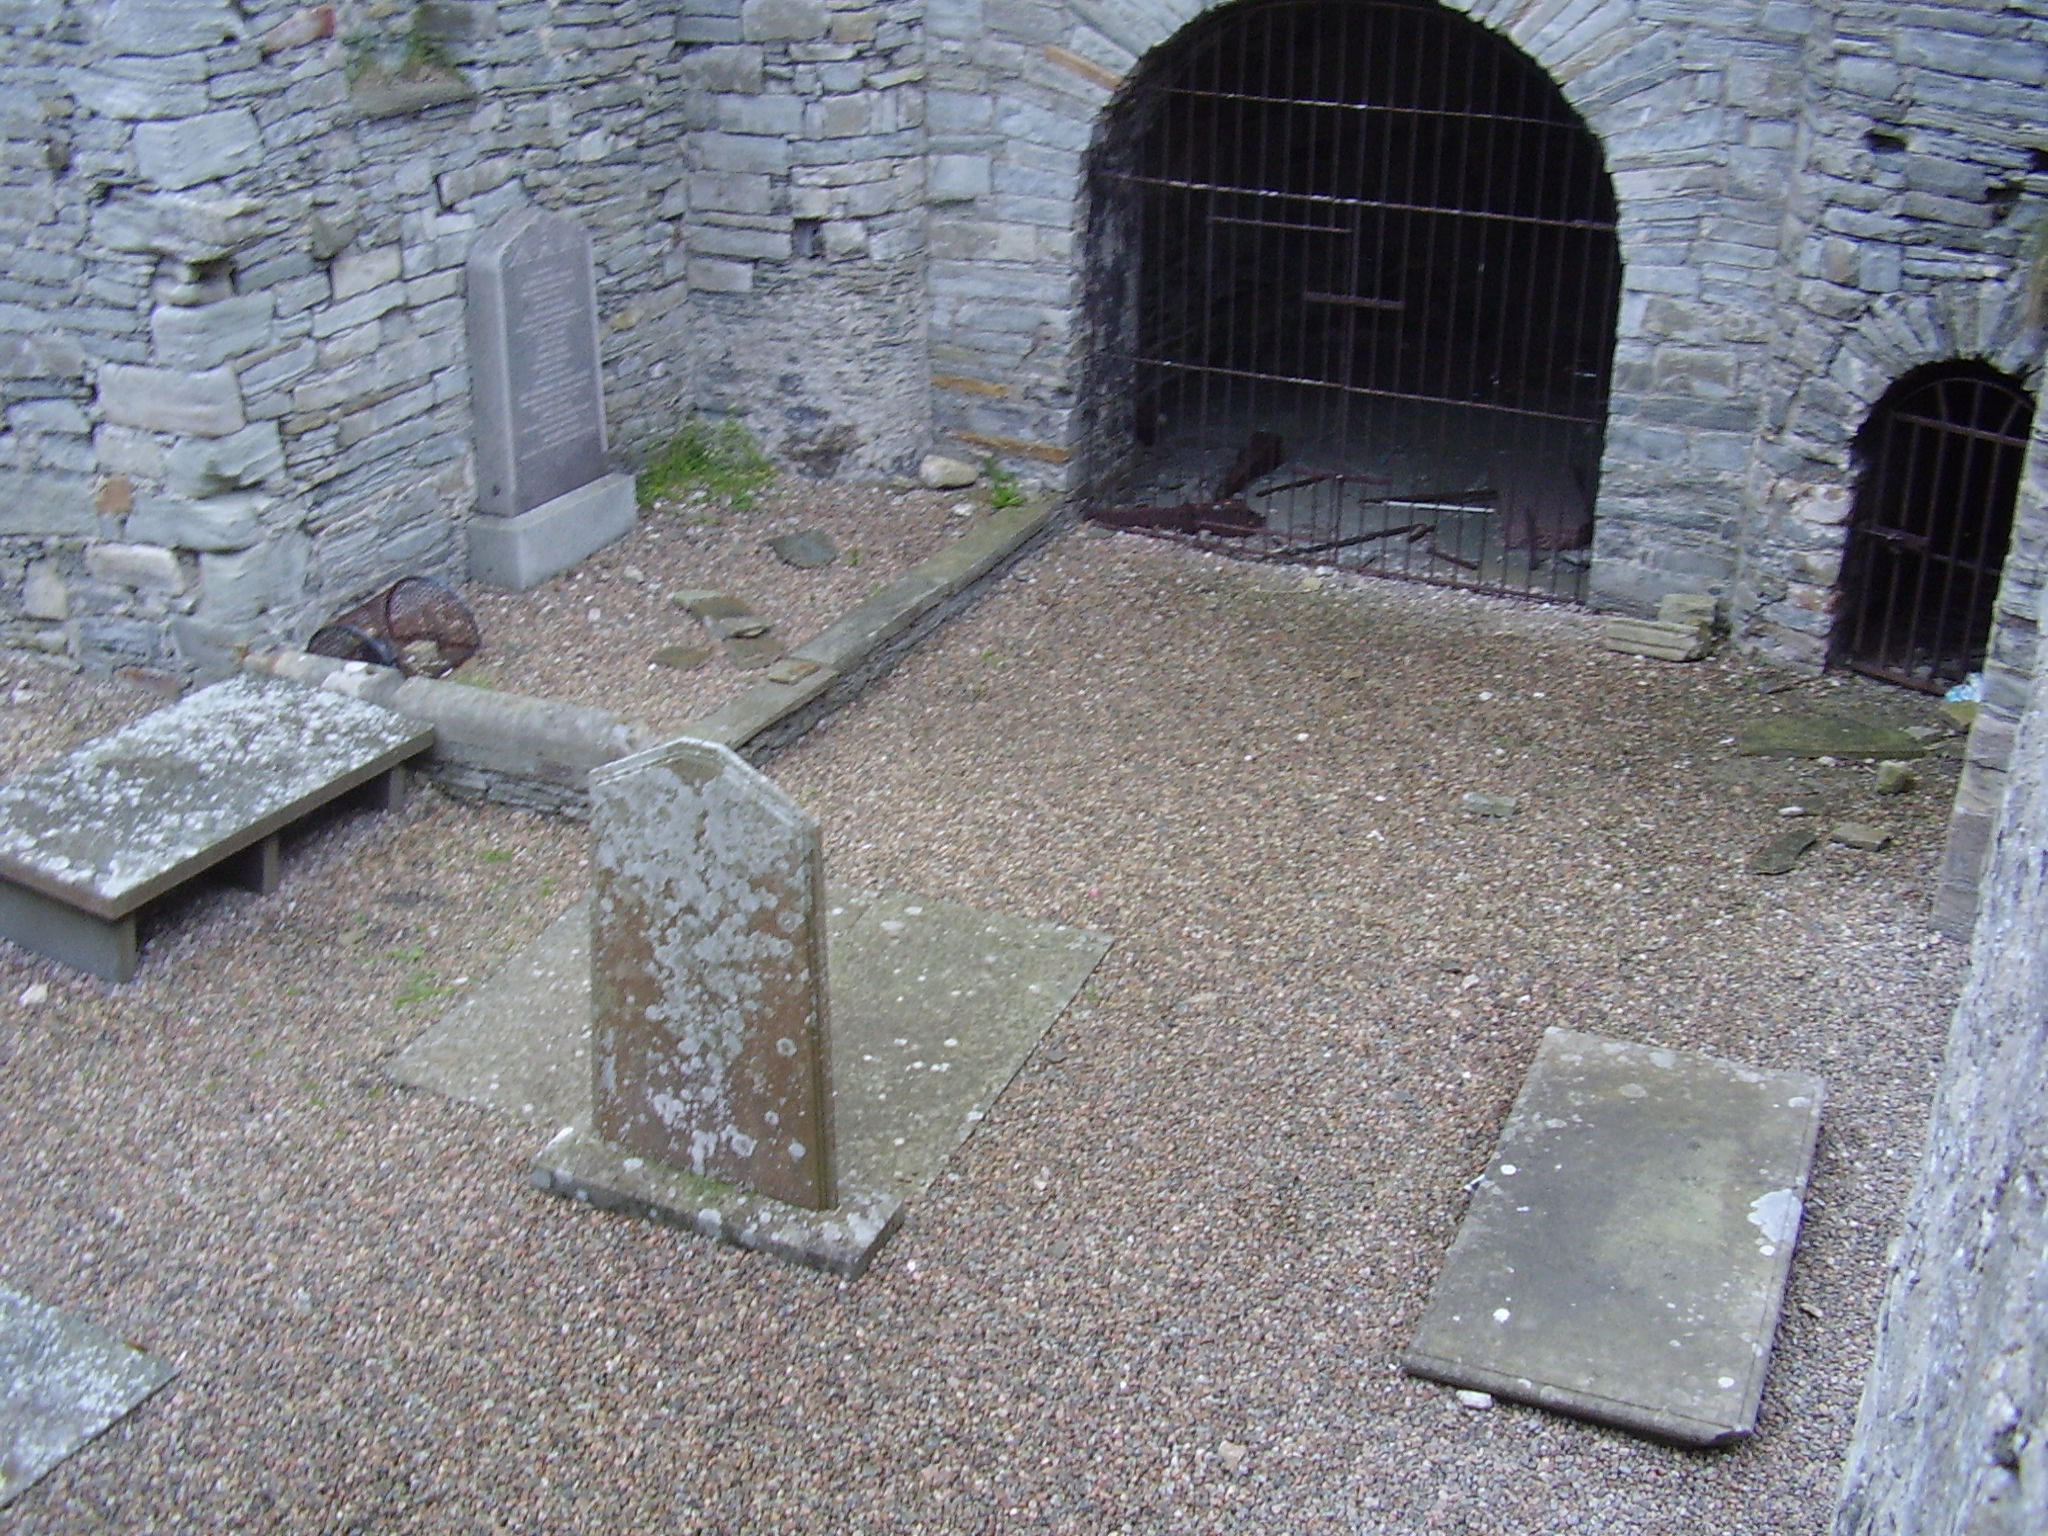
top-left (919, 454), bottom-right (978, 490)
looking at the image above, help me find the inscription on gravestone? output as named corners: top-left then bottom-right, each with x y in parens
top-left (466, 209), bottom-right (609, 517)
top-left (589, 738), bottom-right (835, 1211)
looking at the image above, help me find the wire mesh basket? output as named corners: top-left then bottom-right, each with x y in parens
top-left (306, 576), bottom-right (481, 678)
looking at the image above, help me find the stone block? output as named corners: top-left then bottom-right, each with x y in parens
top-left (99, 364), bottom-right (245, 437)
top-left (689, 171), bottom-right (773, 216)
top-left (681, 45), bottom-right (766, 93)
top-left (199, 536), bottom-right (299, 622)
top-left (86, 541), bottom-right (186, 592)
top-left (693, 131), bottom-right (791, 175)
top-left (331, 243), bottom-right (402, 301)
top-left (929, 154), bottom-right (991, 202)
top-left (718, 94), bottom-right (805, 136)
top-left (467, 473), bottom-right (636, 590)
top-left (9, 400), bottom-right (90, 436)
top-left (687, 258), bottom-right (755, 293)
top-left (0, 475), bottom-right (103, 540)
top-left (0, 333), bottom-right (86, 381)
top-left (1603, 616), bottom-right (1712, 661)
top-left (91, 190), bottom-right (264, 260)
top-left (21, 561), bottom-right (68, 621)
top-left (163, 422), bottom-right (285, 496)
top-left (148, 293), bottom-right (275, 371)
top-left (741, 0), bottom-right (828, 41)
top-left (132, 109), bottom-right (263, 191)
top-left (97, 0), bottom-right (244, 56)
top-left (123, 493), bottom-right (266, 552)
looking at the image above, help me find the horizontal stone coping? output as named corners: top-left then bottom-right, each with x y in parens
top-left (0, 673), bottom-right (434, 918)
top-left (245, 499), bottom-right (1054, 794)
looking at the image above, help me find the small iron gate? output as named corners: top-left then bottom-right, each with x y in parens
top-left (1082, 0), bottom-right (1621, 602)
top-left (1835, 366), bottom-right (2034, 693)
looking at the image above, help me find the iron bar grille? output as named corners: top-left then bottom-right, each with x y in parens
top-left (1835, 365), bottom-right (2034, 693)
top-left (1080, 0), bottom-right (1621, 602)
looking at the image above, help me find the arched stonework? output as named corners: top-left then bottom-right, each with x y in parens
top-left (925, 0), bottom-right (1805, 610)
top-left (1736, 280), bottom-right (2043, 668)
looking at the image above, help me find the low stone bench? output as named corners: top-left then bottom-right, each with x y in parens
top-left (0, 674), bottom-right (435, 982)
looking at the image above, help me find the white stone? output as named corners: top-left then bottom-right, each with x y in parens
top-left (98, 364), bottom-right (245, 437)
top-left (86, 542), bottom-right (186, 593)
top-left (919, 454), bottom-right (978, 489)
top-left (132, 109), bottom-right (263, 192)
top-left (22, 562), bottom-right (69, 621)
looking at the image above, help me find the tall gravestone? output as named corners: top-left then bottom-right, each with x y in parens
top-left (465, 208), bottom-right (636, 589)
top-left (588, 737), bottom-right (834, 1211)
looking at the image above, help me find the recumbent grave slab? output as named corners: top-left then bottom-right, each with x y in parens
top-left (1402, 1027), bottom-right (1824, 1447)
top-left (465, 207), bottom-right (634, 589)
top-left (0, 674), bottom-right (433, 981)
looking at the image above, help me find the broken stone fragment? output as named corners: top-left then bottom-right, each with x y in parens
top-left (1737, 716), bottom-right (1926, 760)
top-left (1602, 615), bottom-right (1711, 662)
top-left (768, 529), bottom-right (838, 569)
top-left (1460, 791), bottom-right (1518, 818)
top-left (1830, 822), bottom-right (1892, 851)
top-left (918, 454), bottom-right (978, 489)
top-left (650, 642), bottom-right (713, 671)
top-left (1748, 827), bottom-right (1819, 875)
top-left (1874, 760), bottom-right (1919, 795)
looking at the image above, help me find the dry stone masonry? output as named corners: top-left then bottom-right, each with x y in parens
top-left (1, 0), bottom-right (2044, 921)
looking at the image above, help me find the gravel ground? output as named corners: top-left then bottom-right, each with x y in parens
top-left (459, 480), bottom-right (980, 737)
top-left (0, 495), bottom-right (1969, 1535)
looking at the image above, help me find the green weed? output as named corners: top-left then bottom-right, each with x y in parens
top-left (395, 971), bottom-right (454, 1009)
top-left (985, 458), bottom-right (1026, 510)
top-left (637, 417), bottom-right (777, 512)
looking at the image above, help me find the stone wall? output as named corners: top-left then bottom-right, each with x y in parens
top-left (1739, 0), bottom-right (2045, 672)
top-left (2, 0), bottom-right (2044, 920)
top-left (1833, 582), bottom-right (2048, 1533)
top-left (675, 0), bottom-right (935, 479)
top-left (1, 0), bottom-right (706, 679)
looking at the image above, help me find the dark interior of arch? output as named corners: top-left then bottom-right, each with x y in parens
top-left (1082, 0), bottom-right (1622, 600)
top-left (1835, 361), bottom-right (2034, 692)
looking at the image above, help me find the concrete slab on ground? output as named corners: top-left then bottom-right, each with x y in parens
top-left (391, 891), bottom-right (1108, 1276)
top-left (1402, 1027), bottom-right (1823, 1447)
top-left (0, 1287), bottom-right (174, 1509)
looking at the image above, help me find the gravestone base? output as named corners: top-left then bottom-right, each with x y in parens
top-left (468, 472), bottom-right (636, 590)
top-left (531, 1127), bottom-right (905, 1277)
top-left (390, 891), bottom-right (1109, 1277)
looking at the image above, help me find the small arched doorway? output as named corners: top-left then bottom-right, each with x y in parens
top-left (1834, 363), bottom-right (2035, 693)
top-left (1079, 0), bottom-right (1621, 600)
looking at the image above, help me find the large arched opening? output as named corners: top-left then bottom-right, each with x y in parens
top-left (1077, 0), bottom-right (1622, 601)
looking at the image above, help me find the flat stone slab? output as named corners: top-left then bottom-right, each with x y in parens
top-left (0, 1287), bottom-right (174, 1509)
top-left (1736, 715), bottom-right (1926, 760)
top-left (0, 674), bottom-right (433, 979)
top-left (1402, 1027), bottom-right (1823, 1447)
top-left (0, 673), bottom-right (430, 918)
top-left (390, 890), bottom-right (1109, 1276)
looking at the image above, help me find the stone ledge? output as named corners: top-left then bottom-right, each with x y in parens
top-left (243, 496), bottom-right (1057, 809)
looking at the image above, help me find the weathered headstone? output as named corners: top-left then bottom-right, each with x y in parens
top-left (464, 208), bottom-right (635, 589)
top-left (588, 738), bottom-right (833, 1210)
